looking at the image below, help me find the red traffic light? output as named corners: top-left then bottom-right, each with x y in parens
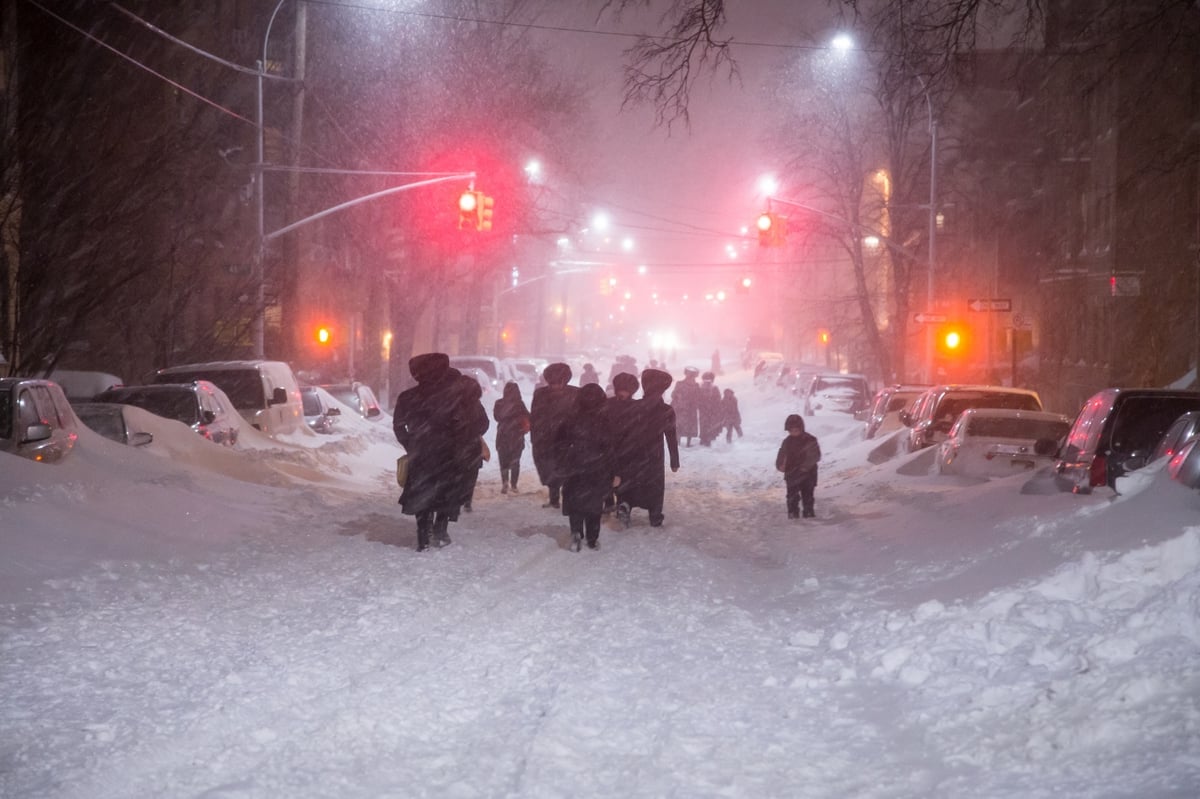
top-left (315, 326), bottom-right (332, 345)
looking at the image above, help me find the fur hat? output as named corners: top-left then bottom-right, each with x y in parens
top-left (409, 352), bottom-right (450, 383)
top-left (543, 362), bottom-right (572, 385)
top-left (641, 368), bottom-right (673, 396)
top-left (785, 413), bottom-right (805, 432)
top-left (578, 383), bottom-right (607, 412)
top-left (683, 366), bottom-right (700, 377)
top-left (612, 372), bottom-right (639, 394)
top-left (702, 371), bottom-right (715, 382)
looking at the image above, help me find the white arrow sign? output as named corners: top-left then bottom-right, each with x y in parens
top-left (913, 313), bottom-right (947, 324)
top-left (968, 298), bottom-right (1012, 312)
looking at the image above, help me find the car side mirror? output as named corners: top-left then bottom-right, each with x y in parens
top-left (1034, 438), bottom-right (1059, 457)
top-left (22, 423), bottom-right (52, 444)
top-left (366, 407), bottom-right (381, 418)
top-left (898, 411), bottom-right (912, 427)
top-left (270, 386), bottom-right (288, 405)
top-left (1122, 452), bottom-right (1149, 472)
top-left (202, 410), bottom-right (217, 425)
top-left (129, 431), bottom-right (154, 447)
top-left (327, 407), bottom-right (341, 416)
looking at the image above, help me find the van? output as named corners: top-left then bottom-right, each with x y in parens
top-left (448, 356), bottom-right (513, 392)
top-left (153, 360), bottom-right (304, 437)
top-left (1049, 388), bottom-right (1200, 493)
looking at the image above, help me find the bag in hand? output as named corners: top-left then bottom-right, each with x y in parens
top-left (480, 437), bottom-right (491, 463)
top-left (395, 454), bottom-right (410, 487)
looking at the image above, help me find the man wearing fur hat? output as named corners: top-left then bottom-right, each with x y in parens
top-left (616, 368), bottom-right (681, 528)
top-left (671, 366), bottom-right (701, 447)
top-left (393, 353), bottom-right (485, 551)
top-left (530, 362), bottom-right (579, 508)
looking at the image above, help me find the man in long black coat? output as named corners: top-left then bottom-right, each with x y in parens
top-left (606, 371), bottom-right (641, 515)
top-left (618, 368), bottom-right (681, 527)
top-left (530, 362), bottom-right (578, 508)
top-left (393, 353), bottom-right (482, 551)
top-left (672, 366), bottom-right (700, 447)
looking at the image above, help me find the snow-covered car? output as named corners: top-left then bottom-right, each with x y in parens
top-left (300, 386), bottom-right (341, 434)
top-left (318, 382), bottom-right (383, 422)
top-left (937, 408), bottom-right (1072, 478)
top-left (803, 373), bottom-right (871, 416)
top-left (1166, 435), bottom-right (1200, 490)
top-left (0, 377), bottom-right (80, 463)
top-left (863, 384), bottom-right (931, 439)
top-left (94, 381), bottom-right (241, 447)
top-left (901, 385), bottom-right (1043, 451)
top-left (72, 401), bottom-right (154, 447)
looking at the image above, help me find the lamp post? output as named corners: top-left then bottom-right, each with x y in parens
top-left (918, 76), bottom-right (938, 384)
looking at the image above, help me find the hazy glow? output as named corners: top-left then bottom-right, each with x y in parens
top-left (864, 235), bottom-right (880, 249)
top-left (621, 237), bottom-right (635, 252)
top-left (831, 33), bottom-right (854, 52)
top-left (757, 175), bottom-right (779, 196)
top-left (592, 212), bottom-right (611, 232)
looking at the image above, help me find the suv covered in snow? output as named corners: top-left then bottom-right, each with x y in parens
top-left (900, 385), bottom-right (1043, 451)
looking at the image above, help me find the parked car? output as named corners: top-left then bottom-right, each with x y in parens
top-left (94, 381), bottom-right (241, 446)
top-left (49, 369), bottom-right (124, 402)
top-left (863, 384), bottom-right (931, 439)
top-left (457, 367), bottom-right (503, 406)
top-left (448, 356), bottom-right (514, 393)
top-left (803, 373), bottom-right (871, 416)
top-left (0, 377), bottom-right (80, 463)
top-left (300, 387), bottom-right (341, 434)
top-left (153, 360), bottom-right (304, 436)
top-left (900, 385), bottom-right (1043, 451)
top-left (504, 357), bottom-right (547, 390)
top-left (937, 408), bottom-right (1072, 478)
top-left (1049, 388), bottom-right (1200, 494)
top-left (72, 401), bottom-right (154, 447)
top-left (1149, 410), bottom-right (1200, 464)
top-left (1166, 436), bottom-right (1200, 490)
top-left (319, 382), bottom-right (384, 421)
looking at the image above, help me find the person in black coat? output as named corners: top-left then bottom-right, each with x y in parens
top-left (579, 363), bottom-right (601, 387)
top-left (554, 383), bottom-right (620, 551)
top-left (492, 381), bottom-right (530, 494)
top-left (605, 371), bottom-right (641, 515)
top-left (457, 374), bottom-right (490, 513)
top-left (530, 362), bottom-right (579, 508)
top-left (393, 353), bottom-right (481, 551)
top-left (721, 388), bottom-right (743, 443)
top-left (671, 366), bottom-right (700, 447)
top-left (697, 370), bottom-right (722, 446)
top-left (776, 413), bottom-right (821, 519)
top-left (617, 368), bottom-right (680, 528)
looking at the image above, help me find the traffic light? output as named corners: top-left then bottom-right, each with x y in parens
top-left (756, 212), bottom-right (787, 246)
top-left (818, 329), bottom-right (830, 345)
top-left (314, 325), bottom-right (332, 345)
top-left (457, 190), bottom-right (478, 229)
top-left (936, 323), bottom-right (969, 357)
top-left (478, 193), bottom-right (494, 231)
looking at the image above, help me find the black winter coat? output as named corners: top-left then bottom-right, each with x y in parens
top-left (554, 406), bottom-right (616, 516)
top-left (493, 389), bottom-right (530, 467)
top-left (394, 364), bottom-right (481, 517)
top-left (621, 394), bottom-right (680, 511)
top-left (776, 433), bottom-right (821, 486)
top-left (671, 378), bottom-right (700, 438)
top-left (530, 383), bottom-right (579, 484)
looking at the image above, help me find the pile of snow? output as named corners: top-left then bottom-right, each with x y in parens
top-left (2, 361), bottom-right (1198, 797)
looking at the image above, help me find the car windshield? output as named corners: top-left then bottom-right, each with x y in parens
top-left (967, 416), bottom-right (1069, 440)
top-left (938, 393), bottom-right (1040, 423)
top-left (162, 370), bottom-right (263, 411)
top-left (0, 387), bottom-right (11, 439)
top-left (452, 359), bottom-right (497, 378)
top-left (301, 391), bottom-right (323, 416)
top-left (815, 377), bottom-right (863, 394)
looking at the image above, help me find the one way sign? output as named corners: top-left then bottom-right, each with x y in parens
top-left (968, 298), bottom-right (1012, 312)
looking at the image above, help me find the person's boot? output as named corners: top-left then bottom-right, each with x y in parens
top-left (416, 513), bottom-right (433, 552)
top-left (500, 468), bottom-right (509, 494)
top-left (433, 514), bottom-right (451, 547)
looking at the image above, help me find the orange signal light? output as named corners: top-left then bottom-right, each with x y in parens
top-left (315, 326), bottom-right (332, 345)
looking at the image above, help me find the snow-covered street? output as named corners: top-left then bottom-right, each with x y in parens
top-left (3, 367), bottom-right (1199, 798)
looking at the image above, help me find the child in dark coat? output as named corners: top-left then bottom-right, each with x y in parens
top-left (554, 383), bottom-right (620, 551)
top-left (721, 388), bottom-right (743, 442)
top-left (775, 413), bottom-right (821, 519)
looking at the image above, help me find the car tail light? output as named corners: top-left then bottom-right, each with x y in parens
top-left (1089, 452), bottom-right (1107, 487)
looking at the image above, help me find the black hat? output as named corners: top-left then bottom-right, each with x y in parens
top-left (543, 362), bottom-right (572, 385)
top-left (641, 368), bottom-right (673, 395)
top-left (409, 352), bottom-right (450, 383)
top-left (578, 383), bottom-right (607, 412)
top-left (785, 413), bottom-right (805, 432)
top-left (613, 372), bottom-right (639, 394)
top-left (702, 371), bottom-right (715, 381)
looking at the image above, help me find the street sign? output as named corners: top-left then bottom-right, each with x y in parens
top-left (967, 298), bottom-right (1012, 312)
top-left (913, 313), bottom-right (947, 324)
top-left (1012, 312), bottom-right (1032, 329)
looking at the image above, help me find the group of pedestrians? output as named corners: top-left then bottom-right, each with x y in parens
top-left (392, 354), bottom-right (818, 553)
top-left (671, 367), bottom-right (742, 447)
